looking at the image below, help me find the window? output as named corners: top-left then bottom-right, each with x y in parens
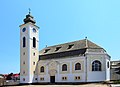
top-left (107, 62), bottom-right (109, 68)
top-left (62, 77), bottom-right (64, 80)
top-left (55, 47), bottom-right (61, 51)
top-left (117, 63), bottom-right (120, 65)
top-left (75, 76), bottom-right (77, 80)
top-left (40, 77), bottom-right (44, 81)
top-left (62, 77), bottom-right (67, 80)
top-left (23, 52), bottom-right (25, 55)
top-left (33, 62), bottom-right (35, 65)
top-left (23, 78), bottom-right (25, 81)
top-left (75, 76), bottom-right (80, 80)
top-left (75, 63), bottom-right (81, 70)
top-left (44, 49), bottom-right (50, 53)
top-left (62, 64), bottom-right (67, 71)
top-left (22, 28), bottom-right (26, 32)
top-left (40, 66), bottom-right (44, 72)
top-left (23, 71), bottom-right (25, 74)
top-left (23, 61), bottom-right (25, 64)
top-left (35, 78), bottom-right (37, 80)
top-left (33, 28), bottom-right (36, 33)
top-left (68, 44), bottom-right (74, 49)
top-left (33, 71), bottom-right (35, 74)
top-left (23, 37), bottom-right (26, 47)
top-left (92, 60), bottom-right (101, 71)
top-left (33, 52), bottom-right (35, 56)
top-left (78, 76), bottom-right (80, 80)
top-left (33, 37), bottom-right (36, 48)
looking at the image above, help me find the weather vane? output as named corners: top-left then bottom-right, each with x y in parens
top-left (29, 8), bottom-right (31, 14)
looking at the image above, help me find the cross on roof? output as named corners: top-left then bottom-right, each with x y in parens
top-left (29, 8), bottom-right (31, 14)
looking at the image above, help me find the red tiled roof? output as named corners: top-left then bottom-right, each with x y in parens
top-left (12, 74), bottom-right (19, 77)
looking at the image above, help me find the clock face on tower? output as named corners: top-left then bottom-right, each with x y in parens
top-left (33, 28), bottom-right (36, 33)
top-left (22, 27), bottom-right (26, 32)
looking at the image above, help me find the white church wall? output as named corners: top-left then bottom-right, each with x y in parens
top-left (37, 61), bottom-right (49, 82)
top-left (87, 71), bottom-right (106, 82)
top-left (37, 56), bottom-right (86, 83)
top-left (38, 74), bottom-right (50, 82)
top-left (105, 55), bottom-right (110, 81)
top-left (56, 56), bottom-right (86, 82)
top-left (56, 73), bottom-right (86, 82)
top-left (86, 53), bottom-right (110, 82)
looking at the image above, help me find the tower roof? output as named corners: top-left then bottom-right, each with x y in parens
top-left (23, 11), bottom-right (36, 24)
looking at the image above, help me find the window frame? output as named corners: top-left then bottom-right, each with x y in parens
top-left (40, 77), bottom-right (44, 81)
top-left (33, 62), bottom-right (35, 65)
top-left (67, 44), bottom-right (74, 49)
top-left (62, 76), bottom-right (67, 80)
top-left (92, 60), bottom-right (102, 71)
top-left (62, 64), bottom-right (67, 71)
top-left (75, 63), bottom-right (81, 70)
top-left (107, 62), bottom-right (109, 68)
top-left (33, 37), bottom-right (36, 48)
top-left (40, 66), bottom-right (44, 73)
top-left (23, 37), bottom-right (26, 47)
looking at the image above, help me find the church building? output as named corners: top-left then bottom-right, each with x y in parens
top-left (19, 12), bottom-right (110, 84)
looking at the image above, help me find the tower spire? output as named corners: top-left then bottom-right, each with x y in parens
top-left (23, 9), bottom-right (36, 24)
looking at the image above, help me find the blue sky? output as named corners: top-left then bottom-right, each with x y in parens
top-left (0, 0), bottom-right (120, 74)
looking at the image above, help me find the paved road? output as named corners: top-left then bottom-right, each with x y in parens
top-left (6, 84), bottom-right (110, 87)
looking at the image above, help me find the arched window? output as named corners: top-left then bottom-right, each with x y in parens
top-left (62, 64), bottom-right (67, 71)
top-left (23, 37), bottom-right (26, 47)
top-left (92, 60), bottom-right (101, 71)
top-left (33, 37), bottom-right (36, 48)
top-left (75, 63), bottom-right (81, 70)
top-left (107, 62), bottom-right (109, 68)
top-left (40, 66), bottom-right (44, 72)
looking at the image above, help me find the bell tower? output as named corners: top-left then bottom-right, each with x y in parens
top-left (19, 11), bottom-right (39, 83)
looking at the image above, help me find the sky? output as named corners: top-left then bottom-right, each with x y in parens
top-left (0, 0), bottom-right (120, 74)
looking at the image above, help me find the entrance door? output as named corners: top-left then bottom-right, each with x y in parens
top-left (50, 76), bottom-right (55, 83)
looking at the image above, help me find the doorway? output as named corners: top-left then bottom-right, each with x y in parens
top-left (50, 76), bottom-right (55, 83)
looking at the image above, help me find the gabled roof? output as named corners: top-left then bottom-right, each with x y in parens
top-left (39, 39), bottom-right (103, 56)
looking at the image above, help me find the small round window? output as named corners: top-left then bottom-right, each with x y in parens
top-left (33, 28), bottom-right (36, 33)
top-left (22, 28), bottom-right (26, 32)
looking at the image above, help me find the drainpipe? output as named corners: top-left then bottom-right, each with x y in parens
top-left (85, 52), bottom-right (87, 82)
top-left (85, 37), bottom-right (88, 82)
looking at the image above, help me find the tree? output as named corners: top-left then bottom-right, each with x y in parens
top-left (6, 73), bottom-right (13, 80)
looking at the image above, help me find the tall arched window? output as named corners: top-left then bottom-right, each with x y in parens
top-left (62, 64), bottom-right (67, 71)
top-left (23, 37), bottom-right (26, 47)
top-left (33, 37), bottom-right (36, 48)
top-left (92, 60), bottom-right (101, 71)
top-left (40, 66), bottom-right (44, 72)
top-left (107, 62), bottom-right (109, 68)
top-left (75, 63), bottom-right (81, 70)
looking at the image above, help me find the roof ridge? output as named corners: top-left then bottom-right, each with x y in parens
top-left (43, 39), bottom-right (85, 49)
